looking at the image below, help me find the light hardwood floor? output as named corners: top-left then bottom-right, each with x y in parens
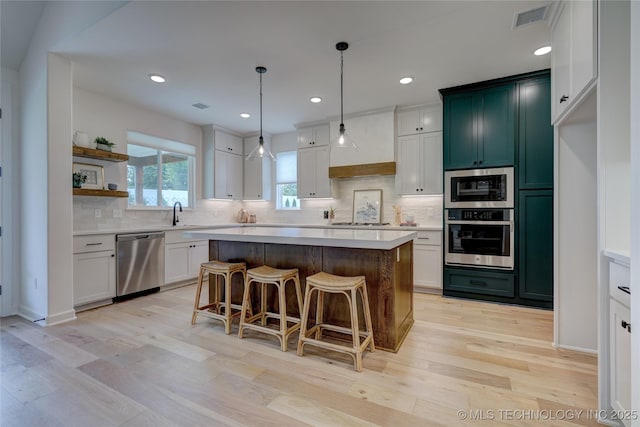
top-left (1, 286), bottom-right (598, 426)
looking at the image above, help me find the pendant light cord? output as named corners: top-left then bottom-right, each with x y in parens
top-left (259, 70), bottom-right (263, 142)
top-left (340, 50), bottom-right (344, 126)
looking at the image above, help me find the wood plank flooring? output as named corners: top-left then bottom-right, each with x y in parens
top-left (1, 286), bottom-right (598, 426)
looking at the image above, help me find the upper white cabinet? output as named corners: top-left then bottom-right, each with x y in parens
top-left (214, 130), bottom-right (243, 154)
top-left (243, 136), bottom-right (272, 200)
top-left (397, 105), bottom-right (442, 136)
top-left (202, 126), bottom-right (243, 200)
top-left (396, 132), bottom-right (442, 195)
top-left (214, 150), bottom-right (243, 200)
top-left (298, 146), bottom-right (331, 198)
top-left (550, 0), bottom-right (597, 123)
top-left (297, 124), bottom-right (329, 148)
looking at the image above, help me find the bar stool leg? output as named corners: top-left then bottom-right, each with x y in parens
top-left (297, 283), bottom-right (313, 356)
top-left (238, 277), bottom-right (252, 339)
top-left (360, 284), bottom-right (375, 352)
top-left (192, 267), bottom-right (206, 325)
top-left (315, 290), bottom-right (324, 340)
top-left (348, 288), bottom-right (362, 372)
top-left (222, 271), bottom-right (232, 334)
top-left (278, 279), bottom-right (288, 351)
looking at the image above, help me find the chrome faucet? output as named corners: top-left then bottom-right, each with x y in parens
top-left (172, 201), bottom-right (182, 226)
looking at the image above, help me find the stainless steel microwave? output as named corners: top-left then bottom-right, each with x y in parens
top-left (445, 167), bottom-right (514, 209)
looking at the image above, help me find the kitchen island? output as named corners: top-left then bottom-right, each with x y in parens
top-left (186, 227), bottom-right (417, 352)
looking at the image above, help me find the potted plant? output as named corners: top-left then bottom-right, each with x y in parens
top-left (73, 172), bottom-right (87, 188)
top-left (94, 136), bottom-right (116, 152)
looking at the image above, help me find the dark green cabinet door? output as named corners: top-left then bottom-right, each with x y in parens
top-left (478, 84), bottom-right (515, 167)
top-left (518, 77), bottom-right (553, 189)
top-left (518, 190), bottom-right (553, 301)
top-left (443, 93), bottom-right (477, 170)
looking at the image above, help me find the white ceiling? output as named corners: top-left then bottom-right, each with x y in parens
top-left (7, 1), bottom-right (552, 136)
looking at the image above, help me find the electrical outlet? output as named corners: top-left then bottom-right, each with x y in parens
top-left (94, 209), bottom-right (102, 218)
top-left (113, 209), bottom-right (122, 218)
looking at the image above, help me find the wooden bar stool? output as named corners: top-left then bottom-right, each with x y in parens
top-left (297, 272), bottom-right (375, 371)
top-left (238, 265), bottom-right (303, 351)
top-left (191, 260), bottom-right (247, 334)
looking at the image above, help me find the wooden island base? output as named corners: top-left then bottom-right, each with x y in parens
top-left (209, 240), bottom-right (414, 352)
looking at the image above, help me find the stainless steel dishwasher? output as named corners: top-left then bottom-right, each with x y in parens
top-left (116, 232), bottom-right (165, 297)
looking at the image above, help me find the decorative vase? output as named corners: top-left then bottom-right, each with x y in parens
top-left (96, 143), bottom-right (112, 152)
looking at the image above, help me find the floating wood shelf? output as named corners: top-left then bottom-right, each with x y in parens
top-left (73, 188), bottom-right (129, 198)
top-left (72, 146), bottom-right (129, 162)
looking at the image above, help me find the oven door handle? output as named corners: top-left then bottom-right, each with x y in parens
top-left (445, 220), bottom-right (513, 226)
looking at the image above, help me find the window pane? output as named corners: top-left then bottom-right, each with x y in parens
top-left (161, 152), bottom-right (189, 207)
top-left (276, 151), bottom-right (297, 183)
top-left (142, 164), bottom-right (158, 206)
top-left (276, 183), bottom-right (300, 210)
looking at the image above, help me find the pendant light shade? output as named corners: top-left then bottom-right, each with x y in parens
top-left (331, 41), bottom-right (359, 151)
top-left (246, 66), bottom-right (276, 162)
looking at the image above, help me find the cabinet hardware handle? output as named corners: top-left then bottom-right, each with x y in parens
top-left (473, 161), bottom-right (477, 165)
top-left (617, 285), bottom-right (630, 294)
top-left (111, 254), bottom-right (115, 257)
top-left (85, 242), bottom-right (103, 246)
top-left (478, 160), bottom-right (483, 165)
top-left (621, 320), bottom-right (631, 333)
top-left (416, 127), bottom-right (419, 131)
top-left (560, 95), bottom-right (569, 103)
top-left (469, 280), bottom-right (488, 287)
top-left (420, 127), bottom-right (423, 131)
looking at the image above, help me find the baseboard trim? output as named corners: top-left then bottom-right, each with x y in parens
top-left (553, 343), bottom-right (598, 355)
top-left (17, 305), bottom-right (45, 323)
top-left (44, 309), bottom-right (77, 326)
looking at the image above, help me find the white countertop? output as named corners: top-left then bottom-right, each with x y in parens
top-left (185, 226), bottom-right (417, 250)
top-left (603, 249), bottom-right (631, 266)
top-left (73, 222), bottom-right (441, 236)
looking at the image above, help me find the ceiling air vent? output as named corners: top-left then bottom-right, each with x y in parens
top-left (513, 5), bottom-right (548, 29)
top-left (192, 102), bottom-right (209, 110)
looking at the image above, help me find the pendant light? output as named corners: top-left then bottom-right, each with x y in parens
top-left (331, 41), bottom-right (359, 150)
top-left (246, 66), bottom-right (276, 161)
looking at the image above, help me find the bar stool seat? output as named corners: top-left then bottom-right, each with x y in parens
top-left (238, 265), bottom-right (303, 351)
top-left (191, 260), bottom-right (247, 334)
top-left (297, 271), bottom-right (375, 371)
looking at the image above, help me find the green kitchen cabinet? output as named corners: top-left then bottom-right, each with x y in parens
top-left (518, 76), bottom-right (554, 190)
top-left (518, 190), bottom-right (553, 302)
top-left (442, 83), bottom-right (515, 170)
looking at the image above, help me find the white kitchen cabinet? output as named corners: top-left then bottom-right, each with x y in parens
top-left (397, 105), bottom-right (442, 136)
top-left (551, 0), bottom-right (597, 123)
top-left (297, 124), bottom-right (329, 148)
top-left (214, 149), bottom-right (243, 200)
top-left (397, 132), bottom-right (442, 195)
top-left (413, 231), bottom-right (442, 291)
top-left (73, 234), bottom-right (116, 306)
top-left (214, 130), bottom-right (243, 154)
top-left (243, 136), bottom-right (272, 200)
top-left (202, 126), bottom-right (244, 199)
top-left (609, 298), bottom-right (631, 426)
top-left (165, 240), bottom-right (209, 284)
top-left (298, 146), bottom-right (331, 198)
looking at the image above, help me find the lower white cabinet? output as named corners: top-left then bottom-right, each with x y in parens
top-left (165, 240), bottom-right (209, 284)
top-left (609, 299), bottom-right (631, 426)
top-left (413, 230), bottom-right (442, 291)
top-left (73, 234), bottom-right (116, 306)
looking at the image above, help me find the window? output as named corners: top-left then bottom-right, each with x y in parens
top-left (275, 150), bottom-right (299, 210)
top-left (126, 131), bottom-right (196, 208)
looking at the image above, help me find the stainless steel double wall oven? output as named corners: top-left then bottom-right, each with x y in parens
top-left (444, 167), bottom-right (515, 270)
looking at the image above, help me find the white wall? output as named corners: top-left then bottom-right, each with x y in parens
top-left (555, 109), bottom-right (598, 353)
top-left (17, 1), bottom-right (125, 323)
top-left (1, 67), bottom-right (20, 316)
top-left (629, 1), bottom-right (639, 423)
top-left (73, 87), bottom-right (209, 230)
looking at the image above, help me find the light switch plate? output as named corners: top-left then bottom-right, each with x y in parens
top-left (113, 209), bottom-right (122, 218)
top-left (94, 208), bottom-right (102, 218)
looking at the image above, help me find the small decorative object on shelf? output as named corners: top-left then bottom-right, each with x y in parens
top-left (94, 136), bottom-right (116, 152)
top-left (72, 172), bottom-right (87, 188)
top-left (107, 183), bottom-right (118, 191)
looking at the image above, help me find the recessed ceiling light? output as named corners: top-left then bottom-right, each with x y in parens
top-left (399, 76), bottom-right (414, 85)
top-left (534, 45), bottom-right (552, 56)
top-left (240, 112), bottom-right (251, 118)
top-left (149, 74), bottom-right (166, 83)
top-left (310, 97), bottom-right (322, 103)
